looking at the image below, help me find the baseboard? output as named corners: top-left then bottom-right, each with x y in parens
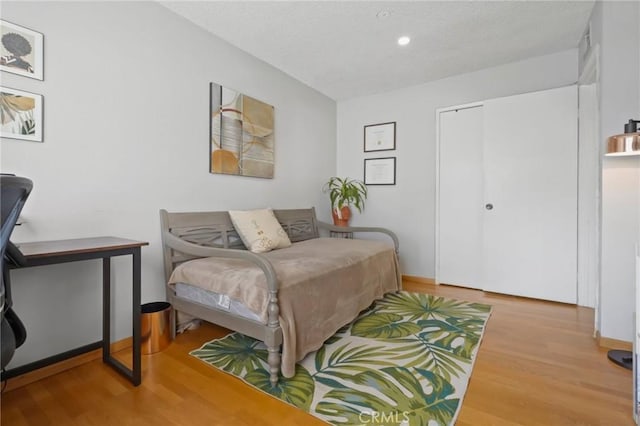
top-left (402, 275), bottom-right (436, 285)
top-left (596, 331), bottom-right (632, 351)
top-left (3, 337), bottom-right (132, 392)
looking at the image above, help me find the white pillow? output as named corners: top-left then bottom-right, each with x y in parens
top-left (228, 209), bottom-right (292, 253)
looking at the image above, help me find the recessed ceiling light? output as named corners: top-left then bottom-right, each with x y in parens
top-left (397, 36), bottom-right (411, 46)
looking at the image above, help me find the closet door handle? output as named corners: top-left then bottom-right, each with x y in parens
top-left (485, 203), bottom-right (493, 210)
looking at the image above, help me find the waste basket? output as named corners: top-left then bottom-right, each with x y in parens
top-left (141, 302), bottom-right (173, 354)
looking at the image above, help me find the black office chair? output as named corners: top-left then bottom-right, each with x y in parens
top-left (1, 174), bottom-right (32, 370)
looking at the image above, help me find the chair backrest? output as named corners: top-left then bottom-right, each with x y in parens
top-left (1, 174), bottom-right (33, 314)
top-left (0, 174), bottom-right (32, 369)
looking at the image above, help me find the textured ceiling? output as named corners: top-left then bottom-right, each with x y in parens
top-left (161, 1), bottom-right (595, 100)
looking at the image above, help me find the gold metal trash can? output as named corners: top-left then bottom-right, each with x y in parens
top-left (141, 302), bottom-right (173, 354)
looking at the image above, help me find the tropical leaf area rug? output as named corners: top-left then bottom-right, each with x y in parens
top-left (191, 291), bottom-right (491, 426)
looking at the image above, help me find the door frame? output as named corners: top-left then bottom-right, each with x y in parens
top-left (576, 45), bottom-right (601, 312)
top-left (434, 101), bottom-right (483, 285)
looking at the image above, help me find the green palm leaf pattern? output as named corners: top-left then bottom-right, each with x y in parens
top-left (190, 333), bottom-right (266, 376)
top-left (396, 340), bottom-right (468, 381)
top-left (316, 366), bottom-right (458, 426)
top-left (313, 343), bottom-right (398, 388)
top-left (377, 292), bottom-right (490, 322)
top-left (191, 291), bottom-right (491, 426)
top-left (418, 317), bottom-right (486, 358)
top-left (351, 312), bottom-right (422, 339)
top-left (246, 365), bottom-right (315, 411)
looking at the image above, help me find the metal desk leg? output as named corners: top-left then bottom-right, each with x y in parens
top-left (132, 247), bottom-right (141, 385)
top-left (102, 257), bottom-right (111, 362)
top-left (102, 249), bottom-right (142, 386)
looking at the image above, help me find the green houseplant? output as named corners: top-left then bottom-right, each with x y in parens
top-left (322, 177), bottom-right (368, 226)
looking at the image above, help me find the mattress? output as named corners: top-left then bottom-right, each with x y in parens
top-left (174, 282), bottom-right (261, 322)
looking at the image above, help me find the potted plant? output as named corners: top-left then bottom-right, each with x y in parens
top-left (322, 177), bottom-right (368, 227)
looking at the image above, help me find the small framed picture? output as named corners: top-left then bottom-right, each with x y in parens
top-left (0, 87), bottom-right (43, 142)
top-left (364, 121), bottom-right (395, 152)
top-left (0, 20), bottom-right (44, 80)
top-left (364, 157), bottom-right (396, 185)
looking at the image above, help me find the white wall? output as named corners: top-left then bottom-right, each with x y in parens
top-left (590, 1), bottom-right (640, 342)
top-left (337, 49), bottom-right (578, 277)
top-left (1, 1), bottom-right (336, 368)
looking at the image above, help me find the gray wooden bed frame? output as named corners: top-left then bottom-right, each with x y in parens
top-left (159, 207), bottom-right (399, 385)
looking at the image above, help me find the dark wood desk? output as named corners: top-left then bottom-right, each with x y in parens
top-left (1, 237), bottom-right (149, 386)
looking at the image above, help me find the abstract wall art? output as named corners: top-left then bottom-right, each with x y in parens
top-left (0, 20), bottom-right (44, 80)
top-left (210, 83), bottom-right (274, 178)
top-left (0, 86), bottom-right (43, 142)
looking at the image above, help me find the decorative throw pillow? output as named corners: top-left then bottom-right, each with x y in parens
top-left (228, 209), bottom-right (292, 253)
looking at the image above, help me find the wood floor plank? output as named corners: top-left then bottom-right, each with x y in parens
top-left (1, 281), bottom-right (633, 425)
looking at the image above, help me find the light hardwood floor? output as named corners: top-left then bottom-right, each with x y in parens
top-left (1, 281), bottom-right (633, 425)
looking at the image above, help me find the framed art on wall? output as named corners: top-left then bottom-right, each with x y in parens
top-left (364, 157), bottom-right (396, 185)
top-left (210, 82), bottom-right (275, 179)
top-left (0, 86), bottom-right (43, 142)
top-left (364, 121), bottom-right (395, 152)
top-left (0, 20), bottom-right (44, 80)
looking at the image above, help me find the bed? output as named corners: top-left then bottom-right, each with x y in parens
top-left (159, 207), bottom-right (401, 385)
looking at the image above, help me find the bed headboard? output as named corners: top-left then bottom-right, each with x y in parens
top-left (272, 208), bottom-right (319, 243)
top-left (159, 208), bottom-right (320, 281)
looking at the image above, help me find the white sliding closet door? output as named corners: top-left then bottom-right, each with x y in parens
top-left (482, 86), bottom-right (577, 303)
top-left (438, 106), bottom-right (484, 289)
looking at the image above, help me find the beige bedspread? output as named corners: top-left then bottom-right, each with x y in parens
top-left (169, 237), bottom-right (401, 377)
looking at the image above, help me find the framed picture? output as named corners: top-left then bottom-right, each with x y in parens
top-left (364, 121), bottom-right (395, 152)
top-left (0, 87), bottom-right (43, 142)
top-left (0, 20), bottom-right (44, 80)
top-left (364, 157), bottom-right (396, 185)
top-left (210, 82), bottom-right (275, 178)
